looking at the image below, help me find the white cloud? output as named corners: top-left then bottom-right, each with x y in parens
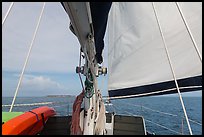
top-left (22, 75), bottom-right (61, 90)
top-left (17, 74), bottom-right (68, 96)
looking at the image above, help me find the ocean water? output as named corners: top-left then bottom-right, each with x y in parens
top-left (2, 96), bottom-right (202, 135)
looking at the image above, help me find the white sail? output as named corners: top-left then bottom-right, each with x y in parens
top-left (108, 2), bottom-right (202, 98)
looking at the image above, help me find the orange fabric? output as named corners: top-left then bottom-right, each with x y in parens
top-left (71, 90), bottom-right (84, 135)
top-left (2, 106), bottom-right (56, 135)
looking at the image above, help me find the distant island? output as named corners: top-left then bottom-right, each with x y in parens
top-left (46, 95), bottom-right (75, 98)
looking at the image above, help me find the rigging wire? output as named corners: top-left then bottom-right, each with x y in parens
top-left (145, 119), bottom-right (182, 135)
top-left (123, 110), bottom-right (182, 135)
top-left (111, 102), bottom-right (197, 135)
top-left (78, 50), bottom-right (95, 98)
top-left (3, 102), bottom-right (53, 107)
top-left (152, 2), bottom-right (193, 135)
top-left (78, 50), bottom-right (85, 92)
top-left (175, 2), bottom-right (202, 62)
top-left (117, 100), bottom-right (202, 126)
top-left (108, 101), bottom-right (202, 134)
top-left (2, 2), bottom-right (14, 26)
top-left (9, 2), bottom-right (46, 112)
top-left (124, 102), bottom-right (178, 117)
top-left (3, 100), bottom-right (71, 107)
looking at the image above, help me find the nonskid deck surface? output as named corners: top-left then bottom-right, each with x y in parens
top-left (40, 113), bottom-right (146, 135)
top-left (39, 116), bottom-right (72, 135)
top-left (113, 115), bottom-right (146, 135)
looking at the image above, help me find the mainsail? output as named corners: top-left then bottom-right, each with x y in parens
top-left (108, 2), bottom-right (202, 99)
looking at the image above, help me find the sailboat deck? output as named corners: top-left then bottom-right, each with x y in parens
top-left (113, 115), bottom-right (146, 135)
top-left (39, 113), bottom-right (146, 135)
top-left (39, 116), bottom-right (72, 135)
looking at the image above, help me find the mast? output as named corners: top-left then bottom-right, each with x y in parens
top-left (61, 2), bottom-right (107, 135)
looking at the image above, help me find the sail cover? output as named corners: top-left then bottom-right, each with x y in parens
top-left (107, 2), bottom-right (202, 99)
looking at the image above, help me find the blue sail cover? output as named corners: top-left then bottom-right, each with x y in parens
top-left (109, 76), bottom-right (202, 99)
top-left (90, 2), bottom-right (112, 64)
top-left (61, 2), bottom-right (112, 64)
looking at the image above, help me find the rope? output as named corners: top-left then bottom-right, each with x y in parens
top-left (84, 73), bottom-right (95, 98)
top-left (83, 35), bottom-right (96, 83)
top-left (9, 2), bottom-right (46, 112)
top-left (85, 86), bottom-right (94, 98)
top-left (28, 110), bottom-right (40, 121)
top-left (2, 2), bottom-right (14, 26)
top-left (86, 71), bottom-right (94, 84)
top-left (152, 2), bottom-right (192, 135)
top-left (175, 2), bottom-right (202, 62)
top-left (81, 35), bottom-right (97, 99)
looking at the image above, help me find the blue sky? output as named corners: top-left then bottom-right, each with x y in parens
top-left (2, 2), bottom-right (109, 97)
top-left (2, 2), bottom-right (201, 97)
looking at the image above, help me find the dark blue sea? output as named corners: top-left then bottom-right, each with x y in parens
top-left (2, 96), bottom-right (202, 135)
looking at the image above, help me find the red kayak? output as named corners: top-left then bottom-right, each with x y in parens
top-left (2, 106), bottom-right (56, 135)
